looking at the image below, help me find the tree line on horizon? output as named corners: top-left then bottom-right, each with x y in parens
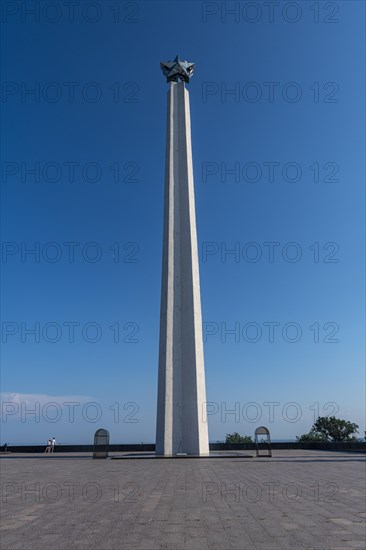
top-left (225, 416), bottom-right (362, 444)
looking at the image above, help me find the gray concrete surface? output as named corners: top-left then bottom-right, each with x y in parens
top-left (1, 450), bottom-right (365, 549)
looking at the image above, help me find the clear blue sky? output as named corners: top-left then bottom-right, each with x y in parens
top-left (1, 1), bottom-right (365, 444)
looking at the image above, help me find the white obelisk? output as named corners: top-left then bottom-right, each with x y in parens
top-left (156, 58), bottom-right (209, 455)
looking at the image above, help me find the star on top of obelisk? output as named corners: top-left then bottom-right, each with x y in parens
top-left (160, 55), bottom-right (195, 84)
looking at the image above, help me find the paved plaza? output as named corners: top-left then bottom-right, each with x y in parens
top-left (1, 450), bottom-right (365, 549)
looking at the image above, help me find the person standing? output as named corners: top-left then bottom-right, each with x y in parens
top-left (44, 439), bottom-right (52, 453)
top-left (51, 437), bottom-right (56, 453)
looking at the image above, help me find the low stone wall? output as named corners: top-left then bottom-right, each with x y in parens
top-left (1, 444), bottom-right (155, 453)
top-left (210, 441), bottom-right (366, 452)
top-left (2, 442), bottom-right (365, 453)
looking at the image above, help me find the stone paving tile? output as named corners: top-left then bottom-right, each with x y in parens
top-left (0, 450), bottom-right (365, 549)
top-left (347, 541), bottom-right (366, 548)
top-left (184, 537), bottom-right (209, 549)
top-left (252, 539), bottom-right (302, 550)
top-left (345, 523), bottom-right (366, 537)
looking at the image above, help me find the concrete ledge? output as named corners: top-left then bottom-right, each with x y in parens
top-left (2, 441), bottom-right (365, 453)
top-left (110, 452), bottom-right (253, 459)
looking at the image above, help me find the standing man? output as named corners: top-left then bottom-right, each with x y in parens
top-left (51, 437), bottom-right (56, 453)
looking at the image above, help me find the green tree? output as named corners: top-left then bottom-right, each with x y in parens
top-left (296, 432), bottom-right (327, 443)
top-left (225, 432), bottom-right (252, 444)
top-left (313, 416), bottom-right (358, 441)
top-left (297, 416), bottom-right (359, 443)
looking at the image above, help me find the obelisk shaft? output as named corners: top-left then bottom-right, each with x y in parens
top-left (156, 81), bottom-right (209, 455)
